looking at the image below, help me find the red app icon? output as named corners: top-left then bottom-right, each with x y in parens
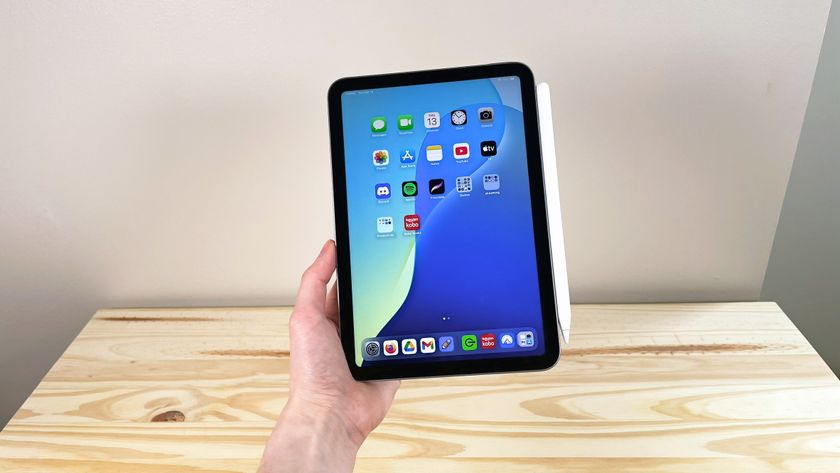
top-left (480, 333), bottom-right (496, 349)
top-left (404, 214), bottom-right (421, 231)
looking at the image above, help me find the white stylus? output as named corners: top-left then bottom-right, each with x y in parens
top-left (537, 82), bottom-right (571, 344)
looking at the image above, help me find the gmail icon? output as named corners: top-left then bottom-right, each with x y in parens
top-left (420, 337), bottom-right (436, 354)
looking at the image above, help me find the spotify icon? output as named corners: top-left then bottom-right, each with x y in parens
top-left (402, 181), bottom-right (418, 197)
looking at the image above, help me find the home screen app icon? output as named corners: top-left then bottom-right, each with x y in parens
top-left (456, 176), bottom-right (472, 193)
top-left (451, 109), bottom-right (467, 126)
top-left (403, 214), bottom-right (420, 231)
top-left (420, 337), bottom-right (436, 353)
top-left (424, 112), bottom-right (440, 128)
top-left (400, 148), bottom-right (416, 164)
top-left (364, 341), bottom-right (380, 357)
top-left (453, 142), bottom-right (470, 159)
top-left (376, 216), bottom-right (393, 234)
top-left (402, 338), bottom-right (417, 355)
top-left (439, 336), bottom-right (455, 352)
top-left (370, 116), bottom-right (386, 133)
top-left (374, 183), bottom-right (391, 199)
top-left (517, 331), bottom-right (535, 348)
top-left (483, 174), bottom-right (500, 191)
top-left (426, 144), bottom-right (443, 162)
top-left (480, 140), bottom-right (497, 157)
top-left (397, 114), bottom-right (413, 131)
top-left (372, 149), bottom-right (389, 166)
top-left (383, 340), bottom-right (399, 356)
top-left (402, 181), bottom-right (418, 197)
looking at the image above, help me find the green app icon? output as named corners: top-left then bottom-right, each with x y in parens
top-left (461, 334), bottom-right (477, 351)
top-left (402, 181), bottom-right (418, 197)
top-left (397, 114), bottom-right (413, 131)
top-left (371, 116), bottom-right (387, 133)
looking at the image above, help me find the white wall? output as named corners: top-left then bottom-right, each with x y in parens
top-left (0, 1), bottom-right (830, 426)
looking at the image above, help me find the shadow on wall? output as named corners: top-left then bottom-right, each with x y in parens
top-left (761, 2), bottom-right (840, 377)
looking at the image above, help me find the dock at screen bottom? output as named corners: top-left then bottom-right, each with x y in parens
top-left (361, 328), bottom-right (537, 361)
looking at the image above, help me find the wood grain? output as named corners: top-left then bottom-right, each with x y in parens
top-left (1, 302), bottom-right (839, 472)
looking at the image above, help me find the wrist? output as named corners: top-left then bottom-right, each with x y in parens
top-left (286, 397), bottom-right (365, 447)
top-left (259, 398), bottom-right (361, 473)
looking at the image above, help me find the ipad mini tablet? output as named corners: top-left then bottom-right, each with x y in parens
top-left (328, 62), bottom-right (560, 380)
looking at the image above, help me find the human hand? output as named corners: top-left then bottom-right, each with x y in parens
top-left (258, 240), bottom-right (400, 473)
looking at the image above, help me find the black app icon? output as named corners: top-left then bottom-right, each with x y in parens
top-left (402, 181), bottom-right (418, 197)
top-left (428, 178), bottom-right (445, 195)
top-left (480, 140), bottom-right (497, 157)
top-left (450, 110), bottom-right (467, 126)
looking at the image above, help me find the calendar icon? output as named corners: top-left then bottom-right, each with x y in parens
top-left (456, 176), bottom-right (472, 193)
top-left (483, 174), bottom-right (500, 191)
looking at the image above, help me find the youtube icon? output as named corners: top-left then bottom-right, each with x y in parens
top-left (453, 142), bottom-right (470, 159)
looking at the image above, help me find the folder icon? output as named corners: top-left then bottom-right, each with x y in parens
top-left (426, 144), bottom-right (443, 162)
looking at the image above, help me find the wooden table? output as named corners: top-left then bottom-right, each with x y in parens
top-left (1, 303), bottom-right (839, 472)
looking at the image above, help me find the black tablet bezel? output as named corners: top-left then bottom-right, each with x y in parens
top-left (328, 62), bottom-right (559, 380)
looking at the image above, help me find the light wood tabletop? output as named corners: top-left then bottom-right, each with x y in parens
top-left (1, 302), bottom-right (839, 472)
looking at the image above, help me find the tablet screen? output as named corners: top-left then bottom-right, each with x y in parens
top-left (340, 75), bottom-right (545, 367)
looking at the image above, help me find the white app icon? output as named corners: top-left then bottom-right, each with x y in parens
top-left (453, 143), bottom-right (470, 159)
top-left (372, 149), bottom-right (389, 166)
top-left (500, 333), bottom-right (514, 346)
top-left (426, 145), bottom-right (443, 162)
top-left (377, 216), bottom-right (393, 233)
top-left (483, 174), bottom-right (500, 191)
top-left (420, 337), bottom-right (436, 354)
top-left (383, 340), bottom-right (399, 356)
top-left (456, 176), bottom-right (472, 193)
top-left (423, 112), bottom-right (440, 129)
top-left (402, 338), bottom-right (417, 355)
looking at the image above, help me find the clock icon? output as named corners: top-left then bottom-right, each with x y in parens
top-left (450, 109), bottom-right (467, 126)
